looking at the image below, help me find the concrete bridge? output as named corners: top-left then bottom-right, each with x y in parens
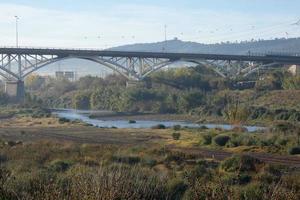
top-left (1, 47), bottom-right (300, 101)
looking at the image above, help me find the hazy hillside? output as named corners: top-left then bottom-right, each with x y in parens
top-left (111, 38), bottom-right (300, 55)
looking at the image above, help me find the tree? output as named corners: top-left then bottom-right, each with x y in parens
top-left (0, 91), bottom-right (8, 105)
top-left (25, 74), bottom-right (46, 91)
top-left (72, 92), bottom-right (91, 110)
top-left (223, 96), bottom-right (250, 126)
top-left (178, 91), bottom-right (205, 113)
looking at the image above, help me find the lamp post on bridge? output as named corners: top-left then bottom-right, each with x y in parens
top-left (14, 16), bottom-right (19, 48)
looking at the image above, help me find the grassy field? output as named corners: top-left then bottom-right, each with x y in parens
top-left (1, 116), bottom-right (300, 199)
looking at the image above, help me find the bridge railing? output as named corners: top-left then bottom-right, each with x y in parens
top-left (249, 51), bottom-right (300, 57)
top-left (1, 46), bottom-right (300, 57)
top-left (0, 46), bottom-right (107, 51)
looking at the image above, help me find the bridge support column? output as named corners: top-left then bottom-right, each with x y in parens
top-left (5, 80), bottom-right (25, 103)
top-left (287, 65), bottom-right (300, 76)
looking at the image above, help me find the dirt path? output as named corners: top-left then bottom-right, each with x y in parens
top-left (167, 145), bottom-right (300, 167)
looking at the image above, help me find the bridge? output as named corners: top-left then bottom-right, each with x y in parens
top-left (1, 47), bottom-right (300, 101)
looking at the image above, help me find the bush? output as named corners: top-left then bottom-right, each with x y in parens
top-left (238, 183), bottom-right (263, 200)
top-left (112, 155), bottom-right (141, 165)
top-left (58, 117), bottom-right (70, 124)
top-left (166, 178), bottom-right (188, 200)
top-left (172, 132), bottom-right (181, 140)
top-left (199, 125), bottom-right (209, 130)
top-left (221, 155), bottom-right (263, 173)
top-left (201, 134), bottom-right (212, 145)
top-left (0, 154), bottom-right (8, 163)
top-left (289, 147), bottom-right (300, 155)
top-left (273, 122), bottom-right (297, 134)
top-left (141, 157), bottom-right (157, 168)
top-left (213, 135), bottom-right (230, 146)
top-left (222, 173), bottom-right (252, 185)
top-left (48, 160), bottom-right (73, 172)
top-left (151, 124), bottom-right (166, 129)
top-left (173, 125), bottom-right (181, 131)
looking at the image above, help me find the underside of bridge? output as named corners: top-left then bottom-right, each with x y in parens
top-left (0, 52), bottom-right (175, 101)
top-left (0, 48), bottom-right (298, 102)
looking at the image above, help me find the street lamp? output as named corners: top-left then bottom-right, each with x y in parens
top-left (14, 16), bottom-right (19, 48)
top-left (162, 24), bottom-right (167, 52)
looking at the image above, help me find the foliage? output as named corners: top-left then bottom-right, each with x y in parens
top-left (0, 91), bottom-right (8, 105)
top-left (255, 71), bottom-right (284, 91)
top-left (289, 147), bottom-right (300, 155)
top-left (72, 92), bottom-right (91, 110)
top-left (222, 96), bottom-right (250, 125)
top-left (25, 74), bottom-right (46, 91)
top-left (0, 140), bottom-right (300, 200)
top-left (200, 133), bottom-right (212, 145)
top-left (172, 132), bottom-right (181, 140)
top-left (151, 124), bottom-right (166, 129)
top-left (213, 135), bottom-right (230, 146)
top-left (221, 155), bottom-right (262, 173)
top-left (283, 76), bottom-right (300, 90)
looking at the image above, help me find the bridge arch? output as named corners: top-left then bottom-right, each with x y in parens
top-left (20, 56), bottom-right (137, 80)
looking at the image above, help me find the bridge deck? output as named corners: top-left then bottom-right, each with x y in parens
top-left (0, 47), bottom-right (300, 64)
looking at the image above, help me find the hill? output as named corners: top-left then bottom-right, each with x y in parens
top-left (111, 37), bottom-right (300, 55)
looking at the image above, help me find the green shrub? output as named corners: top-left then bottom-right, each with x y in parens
top-left (166, 178), bottom-right (188, 200)
top-left (141, 157), bottom-right (157, 168)
top-left (173, 125), bottom-right (181, 131)
top-left (288, 146), bottom-right (300, 155)
top-left (228, 135), bottom-right (243, 147)
top-left (0, 154), bottom-right (8, 163)
top-left (165, 152), bottom-right (186, 164)
top-left (199, 125), bottom-right (209, 130)
top-left (183, 160), bottom-right (217, 184)
top-left (221, 155), bottom-right (263, 173)
top-left (112, 155), bottom-right (141, 165)
top-left (172, 132), bottom-right (181, 140)
top-left (58, 117), bottom-right (70, 124)
top-left (201, 134), bottom-right (212, 145)
top-left (213, 135), bottom-right (230, 146)
top-left (273, 122), bottom-right (297, 133)
top-left (222, 173), bottom-right (252, 185)
top-left (48, 160), bottom-right (73, 172)
top-left (238, 183), bottom-right (263, 200)
top-left (151, 124), bottom-right (166, 129)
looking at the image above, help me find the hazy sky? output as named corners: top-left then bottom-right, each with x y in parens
top-left (0, 0), bottom-right (300, 48)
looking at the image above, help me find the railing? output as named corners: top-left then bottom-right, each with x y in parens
top-left (0, 46), bottom-right (107, 51)
top-left (1, 46), bottom-right (300, 58)
top-left (249, 51), bottom-right (300, 57)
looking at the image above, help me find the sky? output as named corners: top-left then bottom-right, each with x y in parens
top-left (0, 0), bottom-right (300, 48)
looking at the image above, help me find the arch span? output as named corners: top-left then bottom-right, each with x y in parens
top-left (0, 53), bottom-right (235, 82)
top-left (2, 55), bottom-right (172, 81)
top-left (21, 56), bottom-right (136, 80)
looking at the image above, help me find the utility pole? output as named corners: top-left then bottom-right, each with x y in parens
top-left (164, 24), bottom-right (167, 52)
top-left (14, 16), bottom-right (19, 48)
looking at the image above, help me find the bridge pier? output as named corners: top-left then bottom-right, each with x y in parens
top-left (5, 80), bottom-right (25, 103)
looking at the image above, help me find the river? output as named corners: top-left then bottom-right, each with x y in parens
top-left (52, 109), bottom-right (265, 132)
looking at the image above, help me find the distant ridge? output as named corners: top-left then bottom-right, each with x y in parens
top-left (111, 38), bottom-right (300, 55)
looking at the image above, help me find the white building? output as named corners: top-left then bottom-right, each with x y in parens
top-left (288, 65), bottom-right (300, 76)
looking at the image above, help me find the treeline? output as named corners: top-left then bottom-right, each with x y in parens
top-left (16, 65), bottom-right (300, 122)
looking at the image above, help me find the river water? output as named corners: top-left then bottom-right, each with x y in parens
top-left (52, 109), bottom-right (265, 132)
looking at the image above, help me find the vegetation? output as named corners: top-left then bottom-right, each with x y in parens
top-left (7, 66), bottom-right (295, 126)
top-left (0, 61), bottom-right (299, 199)
top-left (0, 140), bottom-right (299, 200)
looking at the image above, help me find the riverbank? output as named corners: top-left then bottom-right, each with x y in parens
top-left (53, 109), bottom-right (266, 132)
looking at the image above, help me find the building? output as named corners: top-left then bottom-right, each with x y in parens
top-left (288, 65), bottom-right (300, 76)
top-left (55, 71), bottom-right (77, 81)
